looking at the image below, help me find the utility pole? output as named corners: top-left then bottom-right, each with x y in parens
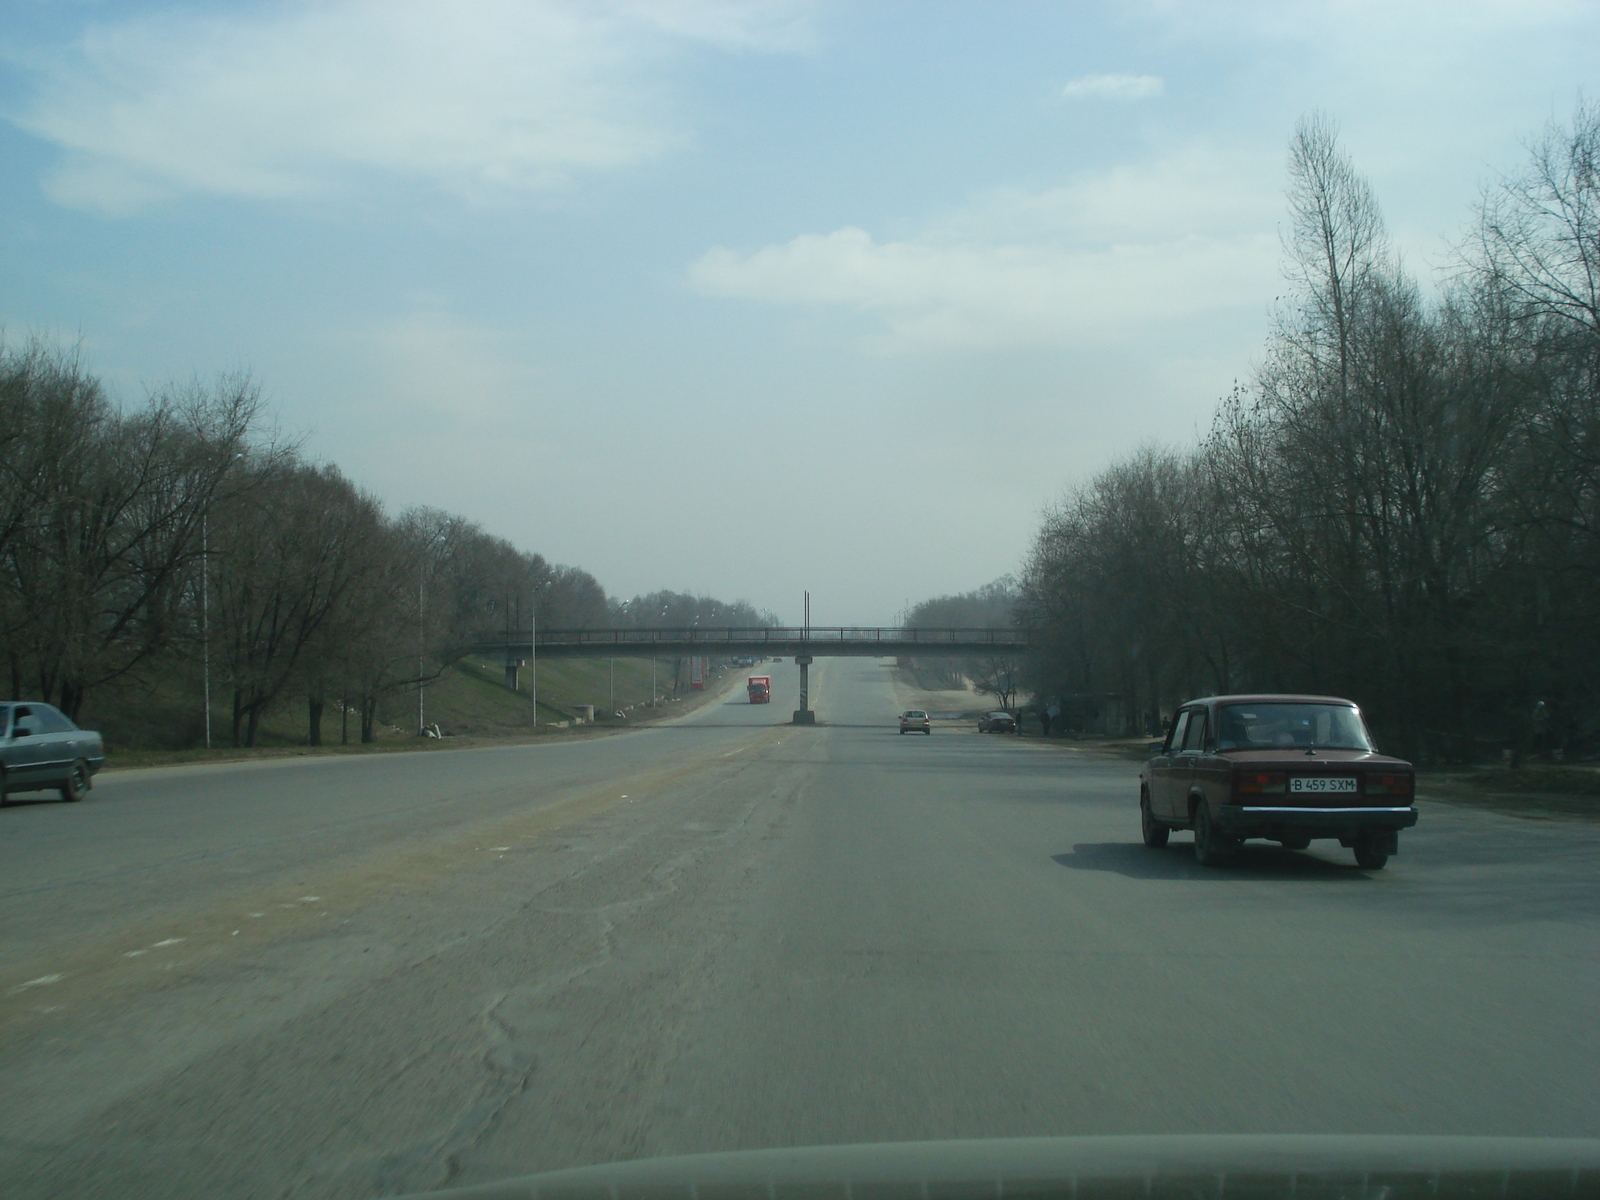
top-left (529, 592), bottom-right (538, 727)
top-left (418, 555), bottom-right (427, 736)
top-left (609, 657), bottom-right (615, 716)
top-left (417, 531), bottom-right (444, 736)
top-left (202, 514), bottom-right (211, 750)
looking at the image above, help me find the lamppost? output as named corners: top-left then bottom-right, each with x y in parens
top-left (202, 513), bottom-right (210, 749)
top-left (417, 531), bottom-right (444, 736)
top-left (199, 451), bottom-right (244, 750)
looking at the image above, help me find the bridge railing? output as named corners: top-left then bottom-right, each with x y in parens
top-left (472, 626), bottom-right (1027, 649)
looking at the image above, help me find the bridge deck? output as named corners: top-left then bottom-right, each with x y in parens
top-left (471, 627), bottom-right (1026, 658)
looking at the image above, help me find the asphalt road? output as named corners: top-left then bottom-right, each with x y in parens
top-left (2, 658), bottom-right (1596, 1199)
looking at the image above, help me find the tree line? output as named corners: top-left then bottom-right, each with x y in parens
top-left (1018, 106), bottom-right (1600, 762)
top-left (0, 343), bottom-right (762, 746)
top-left (903, 578), bottom-right (1022, 709)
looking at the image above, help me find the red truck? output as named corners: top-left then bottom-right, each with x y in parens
top-left (747, 676), bottom-right (771, 704)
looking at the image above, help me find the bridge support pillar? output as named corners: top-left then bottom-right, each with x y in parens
top-left (792, 655), bottom-right (816, 724)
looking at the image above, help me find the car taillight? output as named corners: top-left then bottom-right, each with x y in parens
top-left (1237, 771), bottom-right (1287, 795)
top-left (1366, 774), bottom-right (1414, 798)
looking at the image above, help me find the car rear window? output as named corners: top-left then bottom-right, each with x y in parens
top-left (1217, 703), bottom-right (1373, 751)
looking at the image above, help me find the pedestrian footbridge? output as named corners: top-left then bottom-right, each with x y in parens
top-left (469, 627), bottom-right (1027, 726)
top-left (473, 627), bottom-right (1026, 660)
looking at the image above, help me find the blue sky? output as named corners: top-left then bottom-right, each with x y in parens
top-left (3, 1), bottom-right (1597, 624)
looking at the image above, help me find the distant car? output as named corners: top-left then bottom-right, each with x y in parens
top-left (977, 711), bottom-right (1016, 733)
top-left (0, 702), bottom-right (105, 805)
top-left (899, 709), bottom-right (931, 735)
top-left (1139, 694), bottom-right (1416, 869)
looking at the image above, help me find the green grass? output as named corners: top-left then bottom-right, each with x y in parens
top-left (1456, 765), bottom-right (1600, 795)
top-left (75, 652), bottom-right (725, 762)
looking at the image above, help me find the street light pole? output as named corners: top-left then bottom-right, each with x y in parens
top-left (202, 514), bottom-right (211, 750)
top-left (418, 555), bottom-right (427, 736)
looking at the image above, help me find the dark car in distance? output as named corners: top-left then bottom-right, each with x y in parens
top-left (1139, 695), bottom-right (1415, 869)
top-left (0, 702), bottom-right (105, 805)
top-left (977, 711), bottom-right (1016, 733)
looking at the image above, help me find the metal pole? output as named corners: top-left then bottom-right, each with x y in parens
top-left (529, 593), bottom-right (537, 726)
top-left (202, 515), bottom-right (211, 750)
top-left (652, 657), bottom-right (657, 707)
top-left (418, 556), bottom-right (426, 735)
top-left (609, 657), bottom-right (614, 715)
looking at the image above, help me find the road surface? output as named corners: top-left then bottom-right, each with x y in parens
top-left (2, 658), bottom-right (1596, 1198)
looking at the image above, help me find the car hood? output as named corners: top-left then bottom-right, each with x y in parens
top-left (399, 1135), bottom-right (1600, 1199)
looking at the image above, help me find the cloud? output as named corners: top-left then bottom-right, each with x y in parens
top-left (7, 0), bottom-right (814, 213)
top-left (1061, 73), bottom-right (1164, 101)
top-left (687, 150), bottom-right (1280, 352)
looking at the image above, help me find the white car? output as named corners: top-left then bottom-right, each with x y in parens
top-left (899, 710), bottom-right (932, 735)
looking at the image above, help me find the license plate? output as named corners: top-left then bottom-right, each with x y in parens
top-left (1290, 776), bottom-right (1357, 793)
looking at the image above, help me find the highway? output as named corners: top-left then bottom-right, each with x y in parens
top-left (2, 658), bottom-right (1597, 1198)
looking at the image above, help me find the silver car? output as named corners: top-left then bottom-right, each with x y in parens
top-left (0, 702), bottom-right (105, 804)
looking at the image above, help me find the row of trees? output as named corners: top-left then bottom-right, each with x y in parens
top-left (1019, 106), bottom-right (1600, 762)
top-left (903, 578), bottom-right (1022, 709)
top-left (0, 343), bottom-right (617, 746)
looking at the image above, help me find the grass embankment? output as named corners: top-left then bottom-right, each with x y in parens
top-left (1417, 764), bottom-right (1600, 822)
top-left (86, 654), bottom-right (736, 769)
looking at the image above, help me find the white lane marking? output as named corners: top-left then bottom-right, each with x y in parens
top-left (299, 896), bottom-right (321, 902)
top-left (488, 847), bottom-right (510, 852)
top-left (151, 938), bottom-right (185, 948)
top-left (123, 950), bottom-right (147, 958)
top-left (13, 974), bottom-right (63, 991)
top-left (247, 912), bottom-right (266, 918)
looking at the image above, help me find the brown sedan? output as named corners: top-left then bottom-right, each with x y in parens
top-left (1139, 694), bottom-right (1416, 869)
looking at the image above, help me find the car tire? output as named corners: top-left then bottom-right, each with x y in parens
top-left (0, 764), bottom-right (9, 807)
top-left (1140, 791), bottom-right (1169, 848)
top-left (60, 760), bottom-right (89, 803)
top-left (924, 728), bottom-right (931, 735)
top-left (1192, 802), bottom-right (1234, 867)
top-left (1279, 835), bottom-right (1310, 851)
top-left (899, 729), bottom-right (905, 735)
top-left (1353, 836), bottom-right (1389, 870)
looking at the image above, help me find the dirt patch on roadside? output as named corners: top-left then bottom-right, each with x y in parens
top-left (1418, 766), bottom-right (1600, 823)
top-left (887, 665), bottom-right (987, 718)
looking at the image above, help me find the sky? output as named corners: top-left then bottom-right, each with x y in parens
top-left (2, 1), bottom-right (1597, 626)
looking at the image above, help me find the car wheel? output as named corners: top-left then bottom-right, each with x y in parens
top-left (0, 765), bottom-right (9, 807)
top-left (924, 728), bottom-right (931, 735)
top-left (898, 729), bottom-right (905, 735)
top-left (60, 760), bottom-right (89, 803)
top-left (1192, 802), bottom-right (1234, 867)
top-left (1279, 835), bottom-right (1310, 851)
top-left (1352, 836), bottom-right (1389, 870)
top-left (1140, 791), bottom-right (1169, 848)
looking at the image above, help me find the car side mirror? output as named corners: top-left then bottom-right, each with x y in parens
top-left (1148, 741), bottom-right (1163, 754)
top-left (13, 726), bottom-right (32, 738)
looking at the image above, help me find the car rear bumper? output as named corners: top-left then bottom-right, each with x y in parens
top-left (1219, 805), bottom-right (1418, 836)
